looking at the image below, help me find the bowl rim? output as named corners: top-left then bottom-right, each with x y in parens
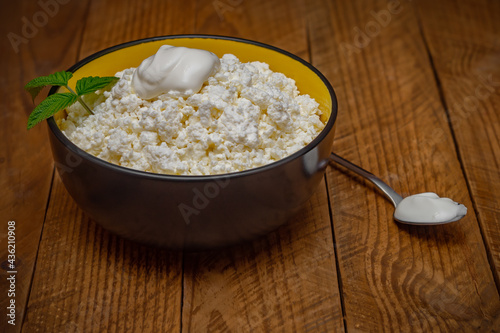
top-left (47, 34), bottom-right (338, 181)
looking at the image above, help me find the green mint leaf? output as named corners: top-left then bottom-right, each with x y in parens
top-left (27, 93), bottom-right (77, 130)
top-left (76, 76), bottom-right (119, 96)
top-left (24, 71), bottom-right (73, 102)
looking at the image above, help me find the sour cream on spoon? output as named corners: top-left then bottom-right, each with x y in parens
top-left (394, 192), bottom-right (467, 224)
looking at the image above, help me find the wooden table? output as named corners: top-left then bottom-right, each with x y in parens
top-left (1, 0), bottom-right (499, 331)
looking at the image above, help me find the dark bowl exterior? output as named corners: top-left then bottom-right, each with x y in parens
top-left (46, 35), bottom-right (337, 249)
top-left (48, 126), bottom-right (335, 249)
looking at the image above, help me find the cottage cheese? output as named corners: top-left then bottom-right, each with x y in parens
top-left (58, 54), bottom-right (325, 175)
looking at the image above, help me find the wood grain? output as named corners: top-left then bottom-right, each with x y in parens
top-left (0, 1), bottom-right (90, 331)
top-left (2, 0), bottom-right (499, 331)
top-left (78, 0), bottom-right (196, 59)
top-left (21, 0), bottom-right (198, 331)
top-left (181, 0), bottom-right (344, 331)
top-left (306, 0), bottom-right (500, 331)
top-left (22, 174), bottom-right (183, 332)
top-left (183, 180), bottom-right (343, 332)
top-left (416, 0), bottom-right (500, 288)
top-left (195, 0), bottom-right (309, 60)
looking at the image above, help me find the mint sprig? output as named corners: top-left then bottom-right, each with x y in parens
top-left (25, 71), bottom-right (73, 102)
top-left (76, 76), bottom-right (118, 96)
top-left (24, 71), bottom-right (118, 130)
top-left (27, 93), bottom-right (77, 129)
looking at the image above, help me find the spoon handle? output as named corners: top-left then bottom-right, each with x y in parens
top-left (329, 153), bottom-right (403, 207)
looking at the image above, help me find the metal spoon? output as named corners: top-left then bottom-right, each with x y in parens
top-left (329, 153), bottom-right (466, 225)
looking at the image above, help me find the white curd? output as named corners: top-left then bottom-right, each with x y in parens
top-left (58, 47), bottom-right (325, 175)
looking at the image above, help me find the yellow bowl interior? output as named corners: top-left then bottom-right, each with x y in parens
top-left (56, 37), bottom-right (333, 123)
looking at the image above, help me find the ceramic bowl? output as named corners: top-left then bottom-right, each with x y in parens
top-left (47, 35), bottom-right (337, 249)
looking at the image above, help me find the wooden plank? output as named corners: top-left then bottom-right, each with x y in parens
top-left (78, 0), bottom-right (197, 59)
top-left (21, 0), bottom-right (197, 331)
top-left (181, 0), bottom-right (344, 331)
top-left (195, 0), bottom-right (309, 60)
top-left (306, 0), bottom-right (500, 331)
top-left (0, 1), bottom-right (90, 332)
top-left (416, 0), bottom-right (500, 287)
top-left (183, 180), bottom-right (343, 332)
top-left (22, 175), bottom-right (183, 332)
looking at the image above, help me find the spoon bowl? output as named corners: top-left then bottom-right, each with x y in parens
top-left (329, 153), bottom-right (467, 225)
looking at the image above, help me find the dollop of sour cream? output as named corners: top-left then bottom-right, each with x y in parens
top-left (131, 45), bottom-right (220, 99)
top-left (394, 192), bottom-right (467, 224)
